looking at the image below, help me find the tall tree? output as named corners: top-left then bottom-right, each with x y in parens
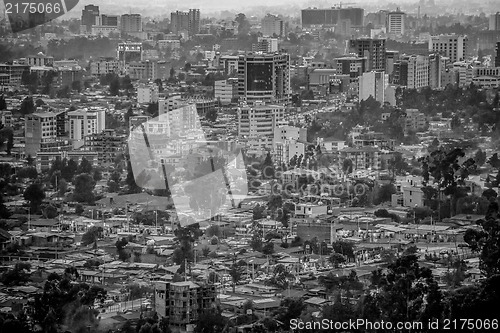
top-left (23, 183), bottom-right (45, 213)
top-left (72, 173), bottom-right (96, 204)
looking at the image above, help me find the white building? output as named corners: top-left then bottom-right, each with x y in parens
top-left (237, 102), bottom-right (285, 140)
top-left (67, 108), bottom-right (106, 144)
top-left (358, 71), bottom-right (389, 103)
top-left (429, 34), bottom-right (468, 63)
top-left (157, 40), bottom-right (181, 50)
top-left (261, 14), bottom-right (284, 37)
top-left (489, 12), bottom-right (500, 31)
top-left (407, 54), bottom-right (429, 89)
top-left (214, 79), bottom-right (237, 105)
top-left (137, 85), bottom-right (159, 104)
top-left (273, 125), bottom-right (307, 144)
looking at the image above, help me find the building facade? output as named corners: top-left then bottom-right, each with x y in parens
top-left (349, 38), bottom-right (386, 72)
top-left (429, 34), bottom-right (468, 63)
top-left (261, 14), bottom-right (284, 37)
top-left (121, 14), bottom-right (142, 33)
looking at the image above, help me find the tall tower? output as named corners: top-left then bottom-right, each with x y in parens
top-left (349, 38), bottom-right (387, 72)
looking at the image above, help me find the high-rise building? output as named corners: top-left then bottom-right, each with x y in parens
top-left (170, 11), bottom-right (189, 34)
top-left (237, 53), bottom-right (291, 104)
top-left (429, 34), bottom-right (468, 63)
top-left (429, 53), bottom-right (448, 89)
top-left (358, 71), bottom-right (389, 104)
top-left (393, 55), bottom-right (429, 89)
top-left (489, 12), bottom-right (500, 31)
top-left (171, 9), bottom-right (200, 36)
top-left (261, 14), bottom-right (284, 37)
top-left (188, 9), bottom-right (201, 36)
top-left (215, 78), bottom-right (238, 105)
top-left (349, 38), bottom-right (386, 72)
top-left (301, 7), bottom-right (364, 27)
top-left (81, 5), bottom-right (99, 33)
top-left (237, 102), bottom-right (285, 139)
top-left (25, 112), bottom-right (61, 156)
top-left (99, 14), bottom-right (119, 27)
top-left (385, 50), bottom-right (400, 77)
top-left (333, 56), bottom-right (366, 78)
top-left (121, 14), bottom-right (142, 33)
top-left (496, 42), bottom-right (500, 67)
top-left (387, 8), bottom-right (405, 35)
top-left (67, 108), bottom-right (106, 143)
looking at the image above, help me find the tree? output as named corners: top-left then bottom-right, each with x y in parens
top-left (205, 225), bottom-right (221, 238)
top-left (19, 96), bottom-right (35, 115)
top-left (235, 13), bottom-right (251, 36)
top-left (73, 173), bottom-right (96, 204)
top-left (388, 152), bottom-right (411, 176)
top-left (250, 232), bottom-right (263, 251)
top-left (109, 76), bottom-right (120, 95)
top-left (475, 149), bottom-right (487, 166)
top-left (487, 153), bottom-right (500, 169)
top-left (16, 166), bottom-right (38, 179)
top-left (81, 226), bottom-right (101, 246)
top-left (374, 184), bottom-right (396, 205)
top-left (77, 157), bottom-right (93, 174)
top-left (194, 308), bottom-right (227, 333)
top-left (205, 108), bottom-right (217, 122)
top-left (116, 237), bottom-right (130, 261)
top-left (261, 151), bottom-right (275, 179)
top-left (262, 242), bottom-right (274, 255)
top-left (0, 262), bottom-right (31, 286)
top-left (329, 253), bottom-right (346, 268)
top-left (420, 148), bottom-right (476, 216)
top-left (0, 95), bottom-right (6, 110)
top-left (331, 241), bottom-right (355, 260)
top-left (228, 262), bottom-right (243, 293)
top-left (23, 183), bottom-right (45, 213)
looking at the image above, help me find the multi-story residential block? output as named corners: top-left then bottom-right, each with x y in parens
top-left (339, 146), bottom-right (381, 171)
top-left (0, 110), bottom-right (13, 128)
top-left (154, 281), bottom-right (216, 330)
top-left (137, 85), bottom-right (159, 104)
top-left (349, 38), bottom-right (386, 72)
top-left (25, 111), bottom-right (66, 156)
top-left (237, 102), bottom-right (285, 140)
top-left (404, 109), bottom-right (427, 132)
top-left (26, 53), bottom-right (54, 67)
top-left (353, 132), bottom-right (395, 150)
top-left (0, 63), bottom-right (30, 88)
top-left (495, 42), bottom-right (500, 67)
top-left (393, 54), bottom-right (429, 89)
top-left (429, 34), bottom-right (468, 63)
top-left (67, 108), bottom-right (106, 144)
top-left (237, 53), bottom-right (291, 105)
top-left (386, 8), bottom-right (405, 35)
top-left (125, 60), bottom-right (158, 80)
top-left (36, 151), bottom-right (99, 172)
top-left (84, 129), bottom-right (126, 165)
top-left (121, 14), bottom-right (142, 33)
top-left (261, 14), bottom-right (284, 37)
top-left (157, 39), bottom-right (181, 50)
top-left (214, 79), bottom-right (238, 105)
top-left (385, 50), bottom-right (400, 77)
top-left (358, 71), bottom-right (389, 103)
top-left (252, 37), bottom-right (279, 53)
top-left (333, 56), bottom-right (366, 78)
top-left (429, 53), bottom-right (448, 89)
top-left (90, 57), bottom-right (120, 76)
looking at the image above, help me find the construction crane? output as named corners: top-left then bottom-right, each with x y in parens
top-left (333, 2), bottom-right (357, 8)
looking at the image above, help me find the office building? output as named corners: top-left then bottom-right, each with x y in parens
top-left (117, 42), bottom-right (143, 64)
top-left (490, 12), bottom-right (500, 31)
top-left (154, 281), bottom-right (216, 330)
top-left (349, 38), bottom-right (386, 72)
top-left (429, 53), bottom-right (448, 89)
top-left (393, 54), bottom-right (429, 89)
top-left (261, 14), bottom-right (284, 37)
top-left (358, 71), bottom-right (389, 104)
top-left (97, 14), bottom-right (119, 27)
top-left (386, 8), bottom-right (405, 35)
top-left (385, 50), bottom-right (400, 77)
top-left (237, 53), bottom-right (291, 104)
top-left (121, 14), bottom-right (142, 33)
top-left (237, 102), bottom-right (285, 139)
top-left (67, 108), bottom-right (106, 143)
top-left (429, 34), bottom-right (468, 63)
top-left (81, 5), bottom-right (99, 33)
top-left (215, 79), bottom-right (238, 105)
top-left (301, 7), bottom-right (364, 27)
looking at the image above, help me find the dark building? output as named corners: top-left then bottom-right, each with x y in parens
top-left (237, 53), bottom-right (291, 104)
top-left (349, 38), bottom-right (386, 72)
top-left (393, 60), bottom-right (408, 86)
top-left (333, 56), bottom-right (366, 77)
top-left (81, 5), bottom-right (100, 33)
top-left (171, 9), bottom-right (200, 36)
top-left (496, 42), bottom-right (500, 67)
top-left (301, 7), bottom-right (364, 27)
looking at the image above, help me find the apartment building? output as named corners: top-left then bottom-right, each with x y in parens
top-left (339, 146), bottom-right (381, 171)
top-left (67, 108), bottom-right (106, 144)
top-left (25, 111), bottom-right (67, 156)
top-left (90, 57), bottom-right (120, 76)
top-left (261, 14), bottom-right (284, 37)
top-left (137, 85), bottom-right (159, 104)
top-left (84, 129), bottom-right (126, 165)
top-left (237, 103), bottom-right (285, 140)
top-left (154, 281), bottom-right (216, 330)
top-left (349, 38), bottom-right (386, 72)
top-left (214, 79), bottom-right (238, 105)
top-left (429, 34), bottom-right (468, 63)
